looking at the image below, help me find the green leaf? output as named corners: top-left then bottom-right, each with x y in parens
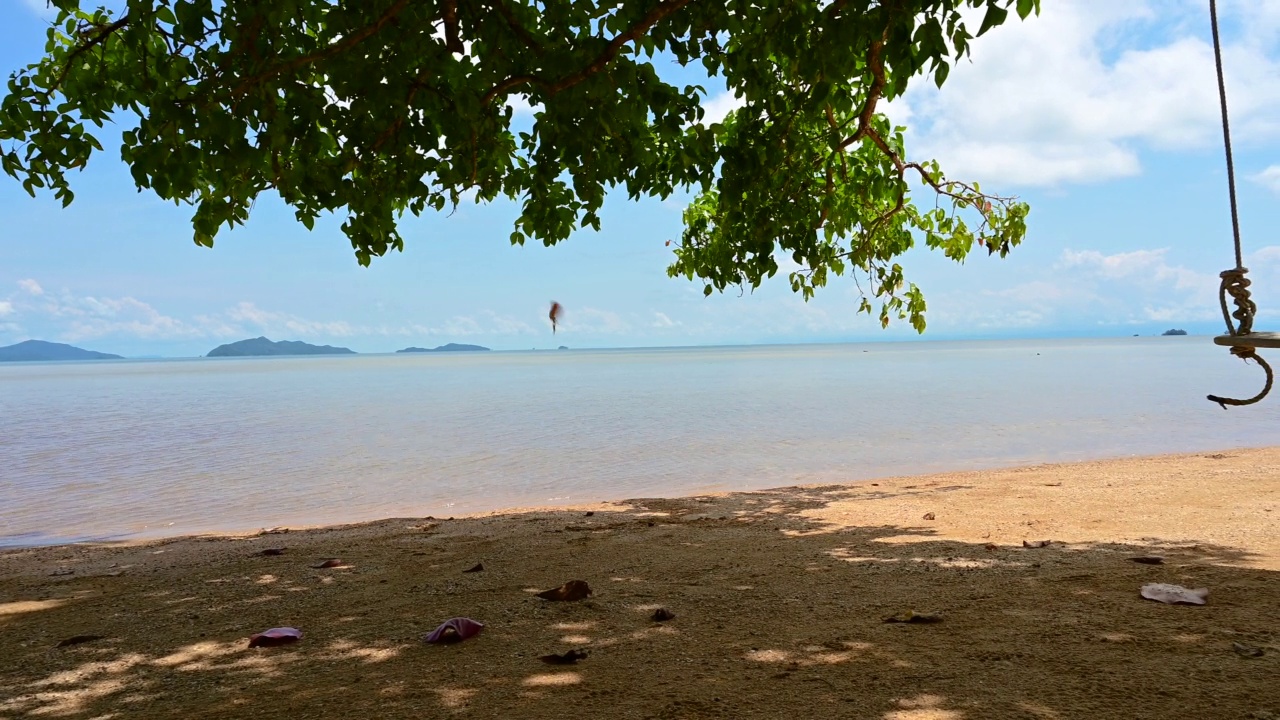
top-left (934, 61), bottom-right (950, 88)
top-left (978, 4), bottom-right (1009, 37)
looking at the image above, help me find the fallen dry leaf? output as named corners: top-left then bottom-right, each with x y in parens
top-left (922, 512), bottom-right (936, 521)
top-left (259, 548), bottom-right (286, 556)
top-left (1232, 642), bottom-right (1265, 658)
top-left (1129, 555), bottom-right (1164, 565)
top-left (537, 580), bottom-right (592, 602)
top-left (55, 634), bottom-right (104, 648)
top-left (311, 559), bottom-right (347, 569)
top-left (540, 649), bottom-right (589, 665)
top-left (884, 611), bottom-right (943, 624)
top-left (463, 563), bottom-right (485, 573)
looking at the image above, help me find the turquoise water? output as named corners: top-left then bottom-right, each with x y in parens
top-left (1, 337), bottom-right (1275, 547)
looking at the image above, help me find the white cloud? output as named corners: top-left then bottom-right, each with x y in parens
top-left (226, 301), bottom-right (358, 338)
top-left (559, 307), bottom-right (631, 335)
top-left (52, 294), bottom-right (208, 342)
top-left (898, 0), bottom-right (1280, 186)
top-left (922, 245), bottom-right (1233, 332)
top-left (700, 91), bottom-right (745, 125)
top-left (1249, 245), bottom-right (1280, 265)
top-left (408, 310), bottom-right (538, 338)
top-left (0, 278), bottom-right (557, 348)
top-left (651, 311), bottom-right (678, 328)
top-left (1058, 248), bottom-right (1216, 294)
top-left (0, 286), bottom-right (211, 343)
top-left (1047, 247), bottom-right (1218, 323)
top-left (1254, 164), bottom-right (1280, 194)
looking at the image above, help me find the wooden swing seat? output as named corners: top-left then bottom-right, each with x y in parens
top-left (1213, 333), bottom-right (1280, 349)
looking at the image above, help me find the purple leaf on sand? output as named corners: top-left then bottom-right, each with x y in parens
top-left (424, 617), bottom-right (485, 644)
top-left (1140, 583), bottom-right (1208, 605)
top-left (248, 627), bottom-right (302, 648)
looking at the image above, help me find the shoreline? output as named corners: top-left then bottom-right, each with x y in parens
top-left (6, 444), bottom-right (1274, 552)
top-left (2, 447), bottom-right (1277, 718)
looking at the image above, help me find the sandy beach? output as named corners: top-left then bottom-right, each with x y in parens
top-left (2, 448), bottom-right (1277, 719)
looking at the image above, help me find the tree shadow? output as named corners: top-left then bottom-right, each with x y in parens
top-left (1, 484), bottom-right (1277, 719)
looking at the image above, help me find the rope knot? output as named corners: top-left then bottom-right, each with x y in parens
top-left (1209, 267), bottom-right (1272, 408)
top-left (1219, 267), bottom-right (1255, 336)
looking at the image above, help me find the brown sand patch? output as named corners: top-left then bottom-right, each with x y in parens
top-left (1, 448), bottom-right (1277, 719)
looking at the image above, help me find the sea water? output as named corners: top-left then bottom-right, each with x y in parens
top-left (2, 337), bottom-right (1275, 546)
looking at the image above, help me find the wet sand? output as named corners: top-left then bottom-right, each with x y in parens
top-left (1, 448), bottom-right (1277, 719)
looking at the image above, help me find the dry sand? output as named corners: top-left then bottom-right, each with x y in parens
top-left (2, 448), bottom-right (1278, 719)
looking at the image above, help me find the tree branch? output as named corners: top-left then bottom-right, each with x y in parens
top-left (53, 14), bottom-right (131, 90)
top-left (481, 0), bottom-right (695, 105)
top-left (442, 0), bottom-right (465, 54)
top-left (488, 0), bottom-right (544, 52)
top-left (836, 30), bottom-right (888, 152)
top-left (229, 0), bottom-right (410, 98)
top-left (854, 124), bottom-right (1010, 251)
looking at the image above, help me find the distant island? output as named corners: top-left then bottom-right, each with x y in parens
top-left (0, 339), bottom-right (123, 362)
top-left (1161, 329), bottom-right (1188, 336)
top-left (207, 337), bottom-right (356, 357)
top-left (559, 346), bottom-right (569, 350)
top-left (396, 343), bottom-right (490, 353)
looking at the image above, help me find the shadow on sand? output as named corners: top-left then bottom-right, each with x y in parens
top-left (1, 486), bottom-right (1276, 719)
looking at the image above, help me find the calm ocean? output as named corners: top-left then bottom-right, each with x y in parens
top-left (2, 337), bottom-right (1275, 547)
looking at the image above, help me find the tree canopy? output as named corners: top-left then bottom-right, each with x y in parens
top-left (1, 0), bottom-right (1035, 331)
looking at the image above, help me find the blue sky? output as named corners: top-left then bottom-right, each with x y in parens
top-left (2, 0), bottom-right (1279, 357)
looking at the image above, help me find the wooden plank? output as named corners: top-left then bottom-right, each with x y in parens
top-left (1214, 332), bottom-right (1280, 348)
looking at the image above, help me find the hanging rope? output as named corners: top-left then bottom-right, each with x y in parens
top-left (1207, 347), bottom-right (1273, 409)
top-left (1206, 0), bottom-right (1270, 408)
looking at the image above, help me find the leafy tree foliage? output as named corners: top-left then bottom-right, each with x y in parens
top-left (1, 0), bottom-right (1035, 330)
